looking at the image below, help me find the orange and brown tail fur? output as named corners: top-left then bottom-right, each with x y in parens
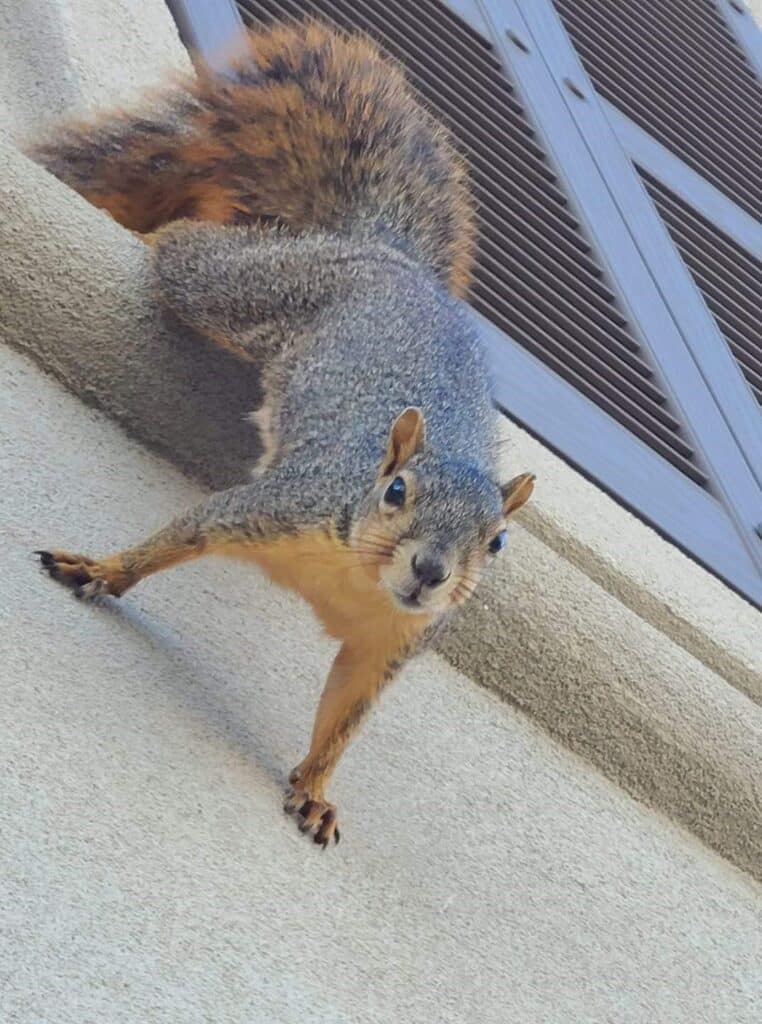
top-left (30, 20), bottom-right (475, 296)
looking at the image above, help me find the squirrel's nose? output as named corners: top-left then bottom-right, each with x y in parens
top-left (411, 552), bottom-right (450, 588)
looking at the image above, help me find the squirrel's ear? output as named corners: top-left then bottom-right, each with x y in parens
top-left (381, 407), bottom-right (426, 476)
top-left (501, 472), bottom-right (536, 517)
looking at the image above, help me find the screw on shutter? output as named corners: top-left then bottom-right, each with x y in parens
top-left (563, 77), bottom-right (587, 99)
top-left (506, 29), bottom-right (530, 52)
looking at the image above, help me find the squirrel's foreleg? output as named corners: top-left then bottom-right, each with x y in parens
top-left (286, 634), bottom-right (422, 847)
top-left (37, 477), bottom-right (298, 598)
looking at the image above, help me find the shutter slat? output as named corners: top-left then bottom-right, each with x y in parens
top-left (575, 0), bottom-right (762, 122)
top-left (471, 192), bottom-right (609, 297)
top-left (707, 317), bottom-right (762, 385)
top-left (475, 227), bottom-right (626, 333)
top-left (659, 0), bottom-right (761, 83)
top-left (657, 230), bottom-right (761, 327)
top-left (565, 2), bottom-right (762, 138)
top-left (417, 0), bottom-right (498, 58)
top-left (639, 177), bottom-right (762, 295)
top-left (563, 36), bottom-right (761, 214)
top-left (688, 270), bottom-right (760, 340)
top-left (477, 216), bottom-right (618, 308)
top-left (469, 180), bottom-right (599, 279)
top-left (552, 0), bottom-right (762, 220)
top-left (331, 0), bottom-right (560, 181)
top-left (648, 200), bottom-right (761, 314)
top-left (473, 255), bottom-right (667, 407)
top-left (365, 0), bottom-right (535, 126)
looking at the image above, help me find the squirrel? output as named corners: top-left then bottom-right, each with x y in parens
top-left (32, 21), bottom-right (535, 848)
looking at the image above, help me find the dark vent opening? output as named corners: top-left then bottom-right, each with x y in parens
top-left (552, 0), bottom-right (762, 221)
top-left (640, 167), bottom-right (762, 405)
top-left (235, 0), bottom-right (709, 488)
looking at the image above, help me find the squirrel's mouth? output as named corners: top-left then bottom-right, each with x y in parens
top-left (391, 585), bottom-right (428, 613)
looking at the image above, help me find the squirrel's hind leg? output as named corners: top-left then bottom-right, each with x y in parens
top-left (151, 221), bottom-right (356, 361)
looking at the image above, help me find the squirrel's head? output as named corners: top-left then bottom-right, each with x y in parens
top-left (350, 408), bottom-right (535, 615)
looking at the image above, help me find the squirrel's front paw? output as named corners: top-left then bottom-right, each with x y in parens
top-left (36, 549), bottom-right (129, 599)
top-left (284, 783), bottom-right (340, 849)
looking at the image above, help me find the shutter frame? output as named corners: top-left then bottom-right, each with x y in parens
top-left (164, 0), bottom-right (245, 71)
top-left (716, 0), bottom-right (762, 77)
top-left (602, 101), bottom-right (762, 259)
top-left (489, 0), bottom-right (762, 589)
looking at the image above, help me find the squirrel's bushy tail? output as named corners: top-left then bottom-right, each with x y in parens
top-left (30, 20), bottom-right (475, 296)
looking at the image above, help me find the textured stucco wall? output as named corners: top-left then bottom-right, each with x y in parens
top-left (2, 342), bottom-right (761, 1024)
top-left (0, 0), bottom-right (190, 145)
top-left (0, 142), bottom-right (267, 488)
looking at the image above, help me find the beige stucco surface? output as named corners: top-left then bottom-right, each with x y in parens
top-left (2, 343), bottom-right (762, 1023)
top-left (0, 0), bottom-right (190, 145)
top-left (496, 419), bottom-right (762, 704)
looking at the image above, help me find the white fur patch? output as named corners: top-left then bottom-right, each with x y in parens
top-left (249, 403), bottom-right (278, 475)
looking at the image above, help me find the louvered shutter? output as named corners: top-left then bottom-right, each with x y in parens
top-left (545, 0), bottom-right (762, 465)
top-left (502, 0), bottom-right (762, 602)
top-left (167, 0), bottom-right (762, 605)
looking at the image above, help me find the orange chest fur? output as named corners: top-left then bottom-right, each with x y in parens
top-left (224, 529), bottom-right (430, 647)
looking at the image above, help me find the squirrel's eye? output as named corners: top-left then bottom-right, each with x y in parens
top-left (384, 476), bottom-right (406, 508)
top-left (488, 530), bottom-right (507, 555)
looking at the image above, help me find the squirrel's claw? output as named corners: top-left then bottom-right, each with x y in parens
top-left (36, 548), bottom-right (130, 599)
top-left (37, 548), bottom-right (99, 596)
top-left (284, 786), bottom-right (340, 849)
